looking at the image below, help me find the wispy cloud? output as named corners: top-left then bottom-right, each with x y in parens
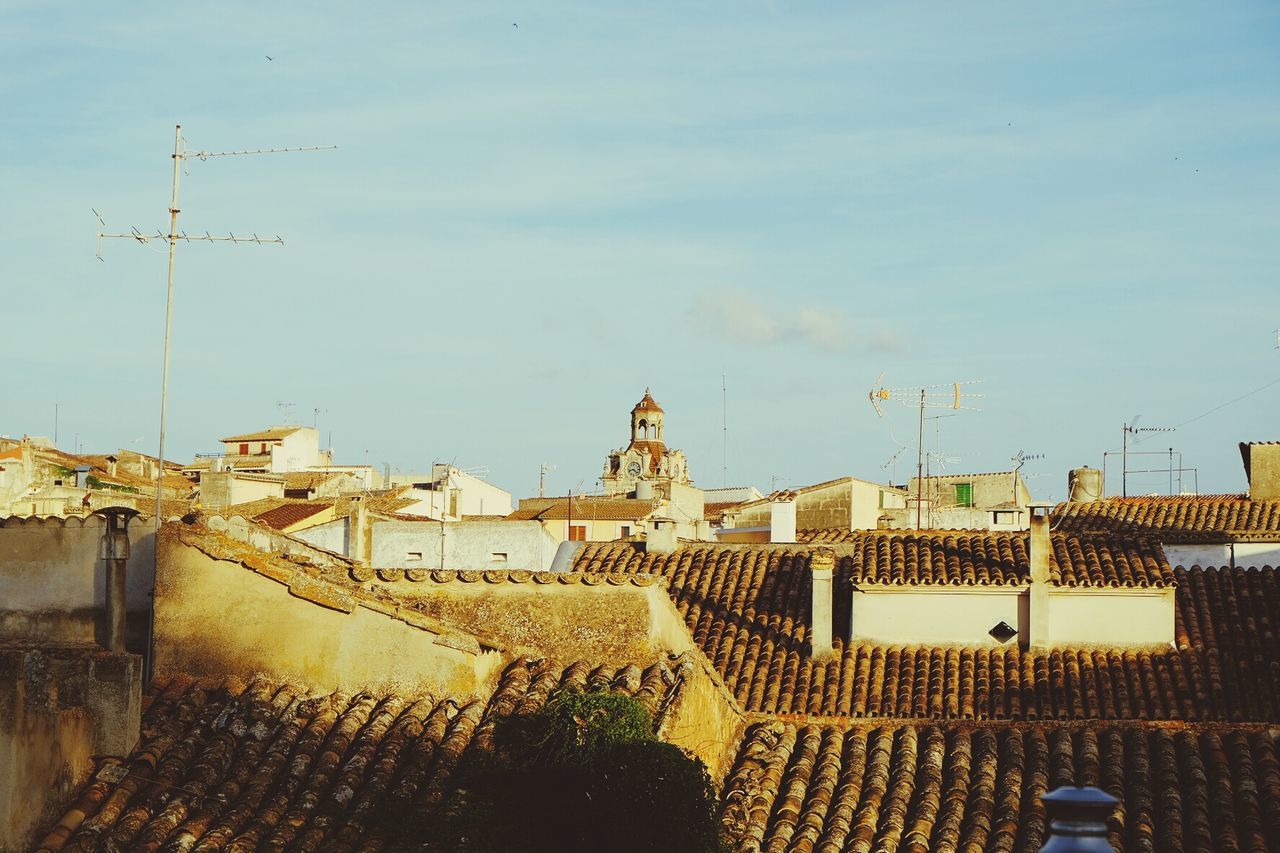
top-left (691, 286), bottom-right (904, 354)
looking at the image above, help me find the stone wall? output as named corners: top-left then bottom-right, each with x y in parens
top-left (0, 643), bottom-right (141, 853)
top-left (204, 513), bottom-right (352, 569)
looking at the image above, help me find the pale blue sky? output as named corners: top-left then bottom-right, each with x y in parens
top-left (3, 2), bottom-right (1278, 500)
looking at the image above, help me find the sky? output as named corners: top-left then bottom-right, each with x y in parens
top-left (3, 2), bottom-right (1279, 501)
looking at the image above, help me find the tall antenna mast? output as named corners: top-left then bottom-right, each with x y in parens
top-left (96, 124), bottom-right (334, 677)
top-left (1121, 419), bottom-right (1174, 497)
top-left (869, 377), bottom-right (982, 529)
top-left (721, 371), bottom-right (728, 488)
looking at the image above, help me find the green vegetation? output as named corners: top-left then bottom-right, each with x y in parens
top-left (84, 474), bottom-right (139, 494)
top-left (422, 689), bottom-right (725, 853)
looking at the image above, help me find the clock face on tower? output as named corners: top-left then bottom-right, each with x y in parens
top-left (627, 461), bottom-right (643, 476)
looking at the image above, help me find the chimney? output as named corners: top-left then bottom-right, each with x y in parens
top-left (350, 496), bottom-right (369, 563)
top-left (1028, 502), bottom-right (1052, 648)
top-left (97, 508), bottom-right (138, 653)
top-left (106, 455), bottom-right (118, 478)
top-left (770, 491), bottom-right (797, 544)
top-left (75, 465), bottom-right (91, 489)
top-left (645, 517), bottom-right (678, 555)
top-left (810, 548), bottom-right (835, 656)
top-left (1240, 442), bottom-right (1280, 501)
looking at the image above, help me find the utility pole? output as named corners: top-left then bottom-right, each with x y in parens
top-left (539, 463), bottom-right (556, 498)
top-left (96, 125), bottom-right (334, 678)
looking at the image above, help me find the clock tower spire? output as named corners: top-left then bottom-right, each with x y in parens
top-left (602, 389), bottom-right (691, 495)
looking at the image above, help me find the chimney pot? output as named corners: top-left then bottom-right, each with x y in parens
top-left (810, 548), bottom-right (835, 656)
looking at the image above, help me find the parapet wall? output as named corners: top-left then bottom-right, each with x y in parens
top-left (155, 523), bottom-right (500, 697)
top-left (204, 512), bottom-right (352, 569)
top-left (0, 515), bottom-right (154, 650)
top-left (0, 643), bottom-right (141, 853)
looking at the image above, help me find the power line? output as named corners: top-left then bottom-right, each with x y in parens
top-left (1172, 376), bottom-right (1280, 431)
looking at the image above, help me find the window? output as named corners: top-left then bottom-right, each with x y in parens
top-left (406, 551), bottom-right (422, 561)
top-left (954, 482), bottom-right (974, 507)
top-left (569, 525), bottom-right (587, 542)
top-left (490, 552), bottom-right (508, 565)
top-left (239, 443), bottom-right (249, 455)
top-left (993, 510), bottom-right (1015, 525)
top-left (620, 525), bottom-right (631, 538)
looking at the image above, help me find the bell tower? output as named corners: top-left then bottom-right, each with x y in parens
top-left (630, 388), bottom-right (665, 445)
top-left (602, 389), bottom-right (691, 495)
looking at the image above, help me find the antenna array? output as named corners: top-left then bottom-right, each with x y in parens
top-left (868, 375), bottom-right (983, 529)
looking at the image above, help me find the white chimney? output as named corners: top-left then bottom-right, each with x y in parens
top-left (1028, 502), bottom-right (1052, 648)
top-left (770, 492), bottom-right (797, 544)
top-left (810, 548), bottom-right (834, 656)
top-left (645, 517), bottom-right (678, 555)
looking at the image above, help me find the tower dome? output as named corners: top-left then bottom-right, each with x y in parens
top-left (630, 389), bottom-right (665, 443)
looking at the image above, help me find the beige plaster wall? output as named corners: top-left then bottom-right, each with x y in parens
top-left (154, 527), bottom-right (494, 697)
top-left (0, 645), bottom-right (140, 853)
top-left (0, 516), bottom-right (154, 651)
top-left (851, 587), bottom-right (1028, 646)
top-left (1045, 589), bottom-right (1176, 647)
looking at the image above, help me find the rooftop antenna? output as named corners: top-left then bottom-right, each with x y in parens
top-left (539, 463), bottom-right (557, 498)
top-left (721, 371), bottom-right (728, 488)
top-left (277, 401), bottom-right (296, 425)
top-left (1011, 450), bottom-right (1044, 503)
top-left (1121, 418), bottom-right (1174, 497)
top-left (95, 125), bottom-right (333, 682)
top-left (869, 376), bottom-right (982, 529)
top-left (769, 473), bottom-right (784, 492)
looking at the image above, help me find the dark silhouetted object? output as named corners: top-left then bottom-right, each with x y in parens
top-left (1039, 786), bottom-right (1119, 852)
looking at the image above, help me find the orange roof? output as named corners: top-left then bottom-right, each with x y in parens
top-left (509, 496), bottom-right (658, 522)
top-left (253, 502), bottom-right (332, 531)
top-left (220, 427), bottom-right (303, 443)
top-left (630, 388), bottom-right (664, 414)
top-left (0, 447), bottom-right (22, 462)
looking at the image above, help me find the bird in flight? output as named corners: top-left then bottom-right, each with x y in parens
top-left (512, 22), bottom-right (518, 28)
top-left (266, 55), bottom-right (274, 61)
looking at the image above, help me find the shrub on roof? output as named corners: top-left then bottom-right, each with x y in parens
top-left (425, 688), bottom-right (725, 853)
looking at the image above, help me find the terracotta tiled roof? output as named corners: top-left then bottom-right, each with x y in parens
top-left (584, 533), bottom-right (1173, 589)
top-left (1053, 495), bottom-right (1280, 541)
top-left (280, 470), bottom-right (345, 490)
top-left (721, 720), bottom-right (1280, 851)
top-left (509, 497), bottom-right (658, 522)
top-left (253, 502), bottom-right (333, 531)
top-left (574, 544), bottom-right (1274, 721)
top-left (631, 388), bottom-right (663, 414)
top-left (704, 501), bottom-right (744, 522)
top-left (40, 657), bottom-right (684, 850)
top-left (220, 427), bottom-right (303, 443)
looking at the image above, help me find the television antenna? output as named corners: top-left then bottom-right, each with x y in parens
top-left (95, 125), bottom-right (333, 679)
top-left (1010, 450), bottom-right (1043, 503)
top-left (277, 401), bottom-right (296, 424)
top-left (539, 463), bottom-right (557, 498)
top-left (868, 375), bottom-right (982, 528)
top-left (1121, 417), bottom-right (1174, 497)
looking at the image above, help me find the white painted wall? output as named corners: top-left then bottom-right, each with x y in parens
top-left (1163, 541), bottom-right (1280, 569)
top-left (370, 519), bottom-right (559, 570)
top-left (293, 517), bottom-right (350, 555)
top-left (1045, 589), bottom-right (1175, 646)
top-left (851, 587), bottom-right (1028, 646)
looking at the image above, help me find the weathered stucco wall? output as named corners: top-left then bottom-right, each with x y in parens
top-left (0, 515), bottom-right (154, 651)
top-left (358, 571), bottom-right (690, 662)
top-left (369, 519), bottom-right (560, 571)
top-left (204, 513), bottom-right (351, 569)
top-left (657, 652), bottom-right (745, 783)
top-left (155, 525), bottom-right (498, 697)
top-left (1046, 589), bottom-right (1176, 647)
top-left (852, 587), bottom-right (1028, 646)
top-left (0, 644), bottom-right (140, 853)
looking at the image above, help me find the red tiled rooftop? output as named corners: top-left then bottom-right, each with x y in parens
top-left (252, 501), bottom-right (332, 531)
top-left (1053, 495), bottom-right (1280, 541)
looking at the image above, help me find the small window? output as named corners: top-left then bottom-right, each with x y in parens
top-left (989, 621), bottom-right (1018, 643)
top-left (993, 510), bottom-right (1015, 525)
top-left (490, 552), bottom-right (508, 564)
top-left (406, 551), bottom-right (423, 561)
top-left (569, 525), bottom-right (587, 542)
top-left (239, 443), bottom-right (249, 455)
top-left (620, 525), bottom-right (631, 538)
top-left (954, 482), bottom-right (974, 507)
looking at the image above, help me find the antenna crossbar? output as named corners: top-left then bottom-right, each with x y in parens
top-left (188, 144), bottom-right (338, 160)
